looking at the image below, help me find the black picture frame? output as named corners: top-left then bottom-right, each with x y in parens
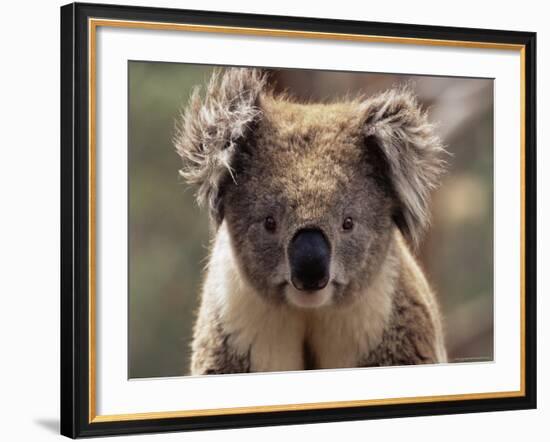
top-left (61, 2), bottom-right (537, 438)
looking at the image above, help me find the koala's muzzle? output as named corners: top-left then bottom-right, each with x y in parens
top-left (289, 229), bottom-right (330, 291)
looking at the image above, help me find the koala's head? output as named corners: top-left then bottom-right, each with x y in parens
top-left (175, 68), bottom-right (445, 309)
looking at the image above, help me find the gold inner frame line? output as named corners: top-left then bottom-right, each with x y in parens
top-left (87, 17), bottom-right (527, 424)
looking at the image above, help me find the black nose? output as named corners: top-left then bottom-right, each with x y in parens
top-left (288, 229), bottom-right (330, 291)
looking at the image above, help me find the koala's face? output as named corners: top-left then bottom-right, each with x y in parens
top-left (176, 68), bottom-right (444, 309)
top-left (223, 99), bottom-right (395, 308)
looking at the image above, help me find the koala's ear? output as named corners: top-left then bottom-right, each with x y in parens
top-left (174, 68), bottom-right (267, 225)
top-left (361, 87), bottom-right (446, 247)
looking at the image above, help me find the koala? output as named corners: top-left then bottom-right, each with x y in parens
top-left (174, 68), bottom-right (447, 375)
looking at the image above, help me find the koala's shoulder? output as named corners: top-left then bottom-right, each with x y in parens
top-left (190, 309), bottom-right (251, 375)
top-left (361, 235), bottom-right (445, 366)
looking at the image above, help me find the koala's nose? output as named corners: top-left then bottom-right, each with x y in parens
top-left (289, 229), bottom-right (330, 291)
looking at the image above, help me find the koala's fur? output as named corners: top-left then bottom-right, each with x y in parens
top-left (175, 68), bottom-right (447, 375)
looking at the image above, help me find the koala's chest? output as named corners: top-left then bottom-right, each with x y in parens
top-left (230, 305), bottom-right (379, 372)
top-left (247, 312), bottom-right (306, 372)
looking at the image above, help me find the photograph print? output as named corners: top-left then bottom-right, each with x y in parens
top-left (128, 63), bottom-right (494, 378)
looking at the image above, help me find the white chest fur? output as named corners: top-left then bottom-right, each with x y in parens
top-left (215, 256), bottom-right (307, 372)
top-left (306, 281), bottom-right (394, 369)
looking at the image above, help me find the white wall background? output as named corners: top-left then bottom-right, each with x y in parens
top-left (0, 0), bottom-right (545, 440)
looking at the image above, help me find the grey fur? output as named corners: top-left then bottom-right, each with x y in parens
top-left (174, 68), bottom-right (267, 224)
top-left (361, 87), bottom-right (447, 246)
top-left (190, 314), bottom-right (251, 374)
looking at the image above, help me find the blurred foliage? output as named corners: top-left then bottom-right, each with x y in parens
top-left (128, 63), bottom-right (213, 378)
top-left (129, 62), bottom-right (493, 378)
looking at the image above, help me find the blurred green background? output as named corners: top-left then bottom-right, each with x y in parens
top-left (128, 62), bottom-right (493, 378)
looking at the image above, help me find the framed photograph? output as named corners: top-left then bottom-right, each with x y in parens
top-left (60, 2), bottom-right (537, 438)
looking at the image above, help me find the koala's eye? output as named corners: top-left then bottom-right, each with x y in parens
top-left (264, 216), bottom-right (277, 232)
top-left (342, 217), bottom-right (354, 231)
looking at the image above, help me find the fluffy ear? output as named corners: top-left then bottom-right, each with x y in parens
top-left (174, 68), bottom-right (267, 225)
top-left (361, 87), bottom-right (446, 247)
